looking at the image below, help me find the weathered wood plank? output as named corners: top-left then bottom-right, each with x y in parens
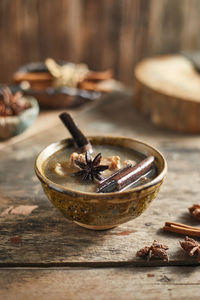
top-left (1, 0), bottom-right (200, 85)
top-left (0, 267), bottom-right (200, 300)
top-left (0, 92), bottom-right (200, 266)
top-left (134, 54), bottom-right (200, 133)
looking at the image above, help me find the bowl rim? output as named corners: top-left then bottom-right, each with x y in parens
top-left (35, 135), bottom-right (167, 198)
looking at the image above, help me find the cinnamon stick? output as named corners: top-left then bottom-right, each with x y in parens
top-left (163, 221), bottom-right (200, 238)
top-left (97, 156), bottom-right (154, 193)
top-left (59, 112), bottom-right (93, 153)
top-left (84, 69), bottom-right (113, 81)
top-left (99, 164), bottom-right (133, 187)
top-left (78, 81), bottom-right (112, 93)
top-left (13, 72), bottom-right (53, 82)
top-left (14, 69), bottom-right (113, 84)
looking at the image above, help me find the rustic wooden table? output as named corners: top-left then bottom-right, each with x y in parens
top-left (1, 92), bottom-right (200, 300)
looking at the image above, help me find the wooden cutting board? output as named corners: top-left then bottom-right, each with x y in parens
top-left (134, 54), bottom-right (200, 133)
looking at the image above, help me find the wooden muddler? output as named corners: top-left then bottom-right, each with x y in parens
top-left (59, 112), bottom-right (93, 153)
top-left (97, 156), bottom-right (155, 193)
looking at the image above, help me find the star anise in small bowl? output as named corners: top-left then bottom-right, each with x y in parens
top-left (0, 86), bottom-right (39, 140)
top-left (0, 86), bottom-right (31, 117)
top-left (73, 151), bottom-right (109, 181)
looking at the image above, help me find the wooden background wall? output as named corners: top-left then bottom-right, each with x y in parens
top-left (0, 0), bottom-right (200, 86)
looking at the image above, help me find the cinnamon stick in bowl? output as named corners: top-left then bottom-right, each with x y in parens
top-left (97, 156), bottom-right (155, 193)
top-left (59, 112), bottom-right (93, 153)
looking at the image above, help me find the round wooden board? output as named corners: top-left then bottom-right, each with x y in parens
top-left (134, 55), bottom-right (200, 133)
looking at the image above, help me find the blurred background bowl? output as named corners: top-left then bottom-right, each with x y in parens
top-left (13, 61), bottom-right (102, 109)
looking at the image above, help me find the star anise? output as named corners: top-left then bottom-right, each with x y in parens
top-left (189, 204), bottom-right (200, 221)
top-left (0, 87), bottom-right (31, 116)
top-left (180, 236), bottom-right (200, 262)
top-left (136, 240), bottom-right (169, 262)
top-left (73, 151), bottom-right (109, 181)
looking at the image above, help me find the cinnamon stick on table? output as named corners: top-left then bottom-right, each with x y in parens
top-left (163, 221), bottom-right (200, 238)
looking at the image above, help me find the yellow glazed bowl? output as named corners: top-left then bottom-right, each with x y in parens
top-left (35, 136), bottom-right (167, 230)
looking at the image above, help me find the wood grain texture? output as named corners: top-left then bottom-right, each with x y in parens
top-left (0, 267), bottom-right (200, 300)
top-left (134, 55), bottom-right (200, 133)
top-left (1, 0), bottom-right (200, 85)
top-left (1, 92), bottom-right (200, 267)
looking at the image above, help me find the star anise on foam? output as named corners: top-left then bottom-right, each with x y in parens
top-left (73, 151), bottom-right (109, 181)
top-left (136, 240), bottom-right (169, 262)
top-left (180, 236), bottom-right (200, 262)
top-left (189, 204), bottom-right (200, 221)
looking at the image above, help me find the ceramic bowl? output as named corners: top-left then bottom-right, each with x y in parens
top-left (0, 97), bottom-right (39, 140)
top-left (35, 136), bottom-right (167, 230)
top-left (13, 61), bottom-right (101, 108)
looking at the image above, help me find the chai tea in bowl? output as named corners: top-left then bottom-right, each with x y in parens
top-left (35, 135), bottom-right (167, 230)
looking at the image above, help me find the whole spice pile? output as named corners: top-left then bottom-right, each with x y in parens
top-left (162, 204), bottom-right (200, 263)
top-left (45, 58), bottom-right (116, 92)
top-left (163, 203), bottom-right (200, 237)
top-left (136, 237), bottom-right (200, 262)
top-left (0, 87), bottom-right (31, 117)
top-left (13, 59), bottom-right (120, 93)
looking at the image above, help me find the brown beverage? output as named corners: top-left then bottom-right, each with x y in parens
top-left (43, 144), bottom-right (157, 193)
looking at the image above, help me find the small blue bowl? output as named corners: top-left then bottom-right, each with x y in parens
top-left (0, 97), bottom-right (39, 140)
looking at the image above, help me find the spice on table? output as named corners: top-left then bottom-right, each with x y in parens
top-left (59, 112), bottom-right (93, 153)
top-left (97, 156), bottom-right (154, 193)
top-left (189, 204), bottom-right (200, 221)
top-left (136, 240), bottom-right (169, 262)
top-left (163, 221), bottom-right (200, 237)
top-left (0, 87), bottom-right (31, 116)
top-left (73, 151), bottom-right (109, 181)
top-left (180, 236), bottom-right (200, 262)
